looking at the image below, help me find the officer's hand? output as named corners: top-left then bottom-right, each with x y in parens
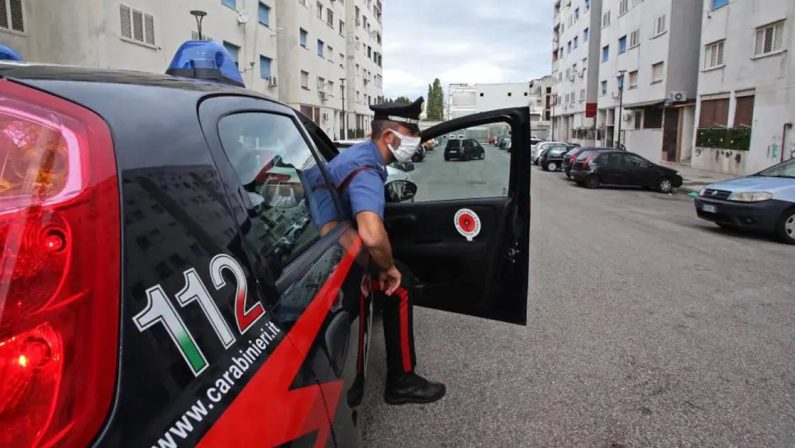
top-left (379, 265), bottom-right (402, 296)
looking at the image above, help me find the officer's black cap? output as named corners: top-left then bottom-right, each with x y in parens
top-left (370, 97), bottom-right (424, 134)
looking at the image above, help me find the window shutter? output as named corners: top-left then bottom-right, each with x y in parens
top-left (9, 0), bottom-right (22, 31)
top-left (132, 9), bottom-right (143, 42)
top-left (120, 5), bottom-right (131, 39)
top-left (717, 41), bottom-right (724, 65)
top-left (733, 96), bottom-right (755, 128)
top-left (0, 0), bottom-right (9, 29)
top-left (144, 14), bottom-right (155, 45)
top-left (754, 28), bottom-right (764, 55)
top-left (773, 22), bottom-right (783, 51)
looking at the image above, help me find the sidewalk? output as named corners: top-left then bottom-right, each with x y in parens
top-left (659, 161), bottom-right (736, 194)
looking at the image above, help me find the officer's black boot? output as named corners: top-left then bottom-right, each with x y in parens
top-left (384, 372), bottom-right (446, 405)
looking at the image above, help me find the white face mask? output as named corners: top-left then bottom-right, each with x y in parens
top-left (386, 129), bottom-right (421, 163)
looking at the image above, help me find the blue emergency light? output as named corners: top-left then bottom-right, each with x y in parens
top-left (0, 44), bottom-right (23, 61)
top-left (166, 40), bottom-right (245, 87)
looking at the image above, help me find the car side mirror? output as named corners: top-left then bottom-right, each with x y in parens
top-left (385, 180), bottom-right (417, 203)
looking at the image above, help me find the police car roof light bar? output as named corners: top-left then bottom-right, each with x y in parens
top-left (166, 40), bottom-right (245, 88)
top-left (0, 43), bottom-right (24, 61)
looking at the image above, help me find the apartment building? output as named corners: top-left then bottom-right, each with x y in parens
top-left (551, 0), bottom-right (603, 145)
top-left (344, 0), bottom-right (383, 138)
top-left (448, 80), bottom-right (552, 138)
top-left (692, 0), bottom-right (795, 175)
top-left (595, 0), bottom-right (703, 163)
top-left (0, 0), bottom-right (383, 141)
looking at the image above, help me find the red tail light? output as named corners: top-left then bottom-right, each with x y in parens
top-left (0, 81), bottom-right (120, 447)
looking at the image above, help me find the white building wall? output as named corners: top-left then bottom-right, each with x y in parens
top-left (345, 0), bottom-right (383, 137)
top-left (0, 0), bottom-right (383, 141)
top-left (692, 0), bottom-right (795, 175)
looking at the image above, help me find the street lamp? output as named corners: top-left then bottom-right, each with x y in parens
top-left (616, 70), bottom-right (626, 149)
top-left (190, 10), bottom-right (207, 40)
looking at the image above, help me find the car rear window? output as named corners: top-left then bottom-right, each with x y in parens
top-left (576, 150), bottom-right (594, 161)
top-left (446, 139), bottom-right (461, 148)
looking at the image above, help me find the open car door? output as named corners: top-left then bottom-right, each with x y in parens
top-left (386, 108), bottom-right (531, 325)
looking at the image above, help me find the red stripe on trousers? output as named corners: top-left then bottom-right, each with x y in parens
top-left (393, 287), bottom-right (412, 373)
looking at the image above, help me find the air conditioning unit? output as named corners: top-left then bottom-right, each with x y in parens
top-left (578, 69), bottom-right (586, 78)
top-left (669, 91), bottom-right (687, 103)
top-left (568, 73), bottom-right (575, 81)
top-left (267, 76), bottom-right (278, 87)
top-left (623, 111), bottom-right (633, 121)
top-left (612, 91), bottom-right (621, 99)
top-left (322, 113), bottom-right (329, 121)
top-left (319, 91), bottom-right (327, 101)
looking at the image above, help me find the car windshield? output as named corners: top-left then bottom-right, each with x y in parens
top-left (757, 159), bottom-right (795, 178)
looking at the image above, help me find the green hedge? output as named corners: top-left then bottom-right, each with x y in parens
top-left (696, 128), bottom-right (751, 151)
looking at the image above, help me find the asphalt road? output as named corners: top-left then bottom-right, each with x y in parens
top-left (361, 145), bottom-right (795, 447)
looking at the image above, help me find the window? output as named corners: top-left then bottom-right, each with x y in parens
top-left (580, 89), bottom-right (585, 101)
top-left (326, 9), bottom-right (333, 27)
top-left (634, 110), bottom-right (642, 129)
top-left (567, 41), bottom-right (572, 53)
top-left (299, 28), bottom-right (308, 47)
top-left (602, 45), bottom-right (609, 62)
top-left (734, 95), bottom-right (755, 128)
top-left (217, 112), bottom-right (328, 282)
top-left (339, 19), bottom-right (345, 35)
top-left (120, 4), bottom-right (155, 45)
top-left (602, 10), bottom-right (611, 28)
top-left (699, 98), bottom-right (729, 128)
top-left (327, 45), bottom-right (333, 60)
top-left (583, 28), bottom-right (589, 42)
top-left (574, 36), bottom-right (578, 49)
top-left (628, 70), bottom-right (638, 89)
top-left (317, 76), bottom-right (325, 92)
top-left (316, 1), bottom-right (323, 19)
top-left (629, 30), bottom-right (640, 48)
top-left (222, 0), bottom-right (236, 9)
top-left (0, 0), bottom-right (24, 32)
top-left (258, 2), bottom-right (270, 26)
top-left (754, 21), bottom-right (785, 56)
top-left (223, 41), bottom-right (240, 67)
top-left (601, 80), bottom-right (607, 95)
top-left (301, 70), bottom-right (309, 89)
top-left (259, 55), bottom-right (272, 79)
top-left (651, 61), bottom-right (664, 83)
top-left (328, 80), bottom-right (334, 96)
top-left (618, 35), bottom-right (627, 54)
top-left (585, 0), bottom-right (590, 9)
top-left (653, 14), bottom-right (666, 37)
top-left (298, 0), bottom-right (306, 5)
top-left (575, 7), bottom-right (579, 19)
top-left (704, 40), bottom-right (725, 69)
top-left (711, 0), bottom-right (728, 10)
top-left (643, 107), bottom-right (663, 128)
top-left (619, 0), bottom-right (628, 15)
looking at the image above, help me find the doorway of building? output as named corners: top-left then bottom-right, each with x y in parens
top-left (662, 108), bottom-right (679, 161)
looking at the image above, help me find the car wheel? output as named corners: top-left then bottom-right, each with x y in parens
top-left (565, 172), bottom-right (571, 179)
top-left (775, 209), bottom-right (795, 245)
top-left (657, 177), bottom-right (673, 193)
top-left (548, 162), bottom-right (558, 172)
top-left (584, 175), bottom-right (600, 189)
top-left (444, 156), bottom-right (450, 161)
top-left (480, 152), bottom-right (485, 160)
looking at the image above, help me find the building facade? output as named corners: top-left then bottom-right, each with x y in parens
top-left (551, 0), bottom-right (603, 146)
top-left (344, 0), bottom-right (383, 139)
top-left (0, 0), bottom-right (383, 141)
top-left (448, 80), bottom-right (552, 138)
top-left (595, 0), bottom-right (703, 163)
top-left (692, 0), bottom-right (795, 175)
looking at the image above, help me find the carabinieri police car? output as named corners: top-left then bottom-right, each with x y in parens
top-left (0, 41), bottom-right (531, 447)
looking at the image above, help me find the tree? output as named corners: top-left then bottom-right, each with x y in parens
top-left (426, 78), bottom-right (445, 121)
top-left (393, 96), bottom-right (412, 105)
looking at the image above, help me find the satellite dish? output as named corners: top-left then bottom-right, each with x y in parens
top-left (237, 10), bottom-right (250, 24)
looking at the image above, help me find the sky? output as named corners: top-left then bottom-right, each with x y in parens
top-left (382, 0), bottom-right (552, 100)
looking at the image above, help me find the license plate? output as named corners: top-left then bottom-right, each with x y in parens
top-left (702, 204), bottom-right (717, 213)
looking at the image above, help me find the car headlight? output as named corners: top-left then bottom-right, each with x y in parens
top-left (728, 191), bottom-right (773, 202)
top-left (699, 187), bottom-right (707, 197)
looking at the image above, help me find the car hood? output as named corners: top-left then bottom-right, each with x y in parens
top-left (706, 176), bottom-right (795, 199)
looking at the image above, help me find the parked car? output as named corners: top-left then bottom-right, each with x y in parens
top-left (570, 150), bottom-right (683, 192)
top-left (530, 137), bottom-right (545, 146)
top-left (562, 147), bottom-right (612, 178)
top-left (539, 144), bottom-right (574, 171)
top-left (498, 136), bottom-right (512, 150)
top-left (0, 48), bottom-right (532, 447)
top-left (412, 144), bottom-right (426, 162)
top-left (532, 141), bottom-right (567, 164)
top-left (444, 138), bottom-right (486, 161)
top-left (695, 158), bottom-right (795, 244)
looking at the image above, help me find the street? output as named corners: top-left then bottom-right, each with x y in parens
top-left (362, 146), bottom-right (795, 447)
